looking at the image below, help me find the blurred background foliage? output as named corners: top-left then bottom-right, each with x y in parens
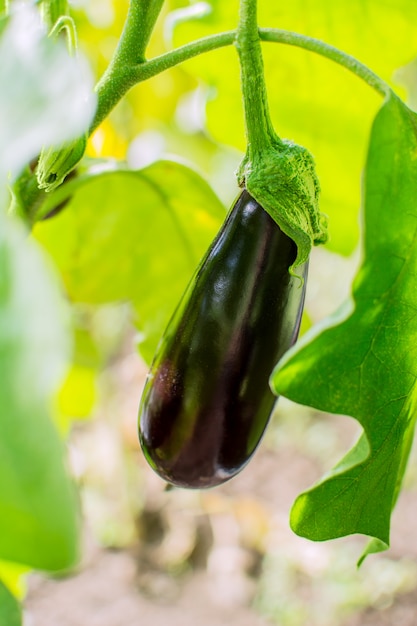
top-left (5, 0), bottom-right (417, 623)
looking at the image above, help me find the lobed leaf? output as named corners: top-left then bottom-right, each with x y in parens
top-left (271, 94), bottom-right (417, 556)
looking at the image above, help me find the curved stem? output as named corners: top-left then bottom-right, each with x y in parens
top-left (260, 29), bottom-right (390, 99)
top-left (92, 0), bottom-right (165, 133)
top-left (135, 30), bottom-right (237, 81)
top-left (236, 0), bottom-right (281, 156)
top-left (91, 31), bottom-right (236, 133)
top-left (113, 0), bottom-right (165, 65)
top-left (91, 27), bottom-right (391, 136)
top-left (25, 24), bottom-right (392, 223)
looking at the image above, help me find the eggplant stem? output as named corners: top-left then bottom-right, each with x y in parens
top-left (235, 0), bottom-right (283, 157)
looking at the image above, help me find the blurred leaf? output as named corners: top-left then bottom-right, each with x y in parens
top-left (87, 118), bottom-right (129, 160)
top-left (72, 323), bottom-right (102, 369)
top-left (57, 365), bottom-right (97, 426)
top-left (171, 1), bottom-right (417, 254)
top-left (0, 214), bottom-right (78, 570)
top-left (0, 580), bottom-right (21, 626)
top-left (0, 3), bottom-right (95, 181)
top-left (271, 95), bottom-right (417, 553)
top-left (0, 561), bottom-right (28, 601)
top-left (34, 159), bottom-right (226, 362)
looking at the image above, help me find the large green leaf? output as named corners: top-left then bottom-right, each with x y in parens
top-left (271, 94), bottom-right (417, 555)
top-left (33, 159), bottom-right (225, 362)
top-left (0, 581), bottom-right (21, 626)
top-left (0, 215), bottom-right (78, 570)
top-left (170, 1), bottom-right (417, 255)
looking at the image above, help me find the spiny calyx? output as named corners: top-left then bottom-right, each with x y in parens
top-left (237, 139), bottom-right (328, 270)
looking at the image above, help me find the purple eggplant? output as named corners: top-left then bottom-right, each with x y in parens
top-left (138, 189), bottom-right (308, 488)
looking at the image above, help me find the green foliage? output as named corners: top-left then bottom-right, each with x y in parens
top-left (33, 160), bottom-right (225, 362)
top-left (1, 0), bottom-right (417, 605)
top-left (0, 215), bottom-right (78, 570)
top-left (0, 581), bottom-right (21, 626)
top-left (0, 0), bottom-right (95, 576)
top-left (271, 94), bottom-right (417, 558)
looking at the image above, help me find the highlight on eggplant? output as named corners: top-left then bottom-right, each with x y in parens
top-left (138, 189), bottom-right (308, 489)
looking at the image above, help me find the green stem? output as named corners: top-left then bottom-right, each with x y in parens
top-left (92, 0), bottom-right (165, 133)
top-left (91, 30), bottom-right (236, 133)
top-left (91, 27), bottom-right (391, 138)
top-left (235, 0), bottom-right (280, 156)
top-left (25, 25), bottom-right (391, 223)
top-left (134, 31), bottom-right (236, 81)
top-left (260, 29), bottom-right (390, 99)
top-left (112, 0), bottom-right (165, 65)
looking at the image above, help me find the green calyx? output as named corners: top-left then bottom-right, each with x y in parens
top-left (237, 140), bottom-right (328, 270)
top-left (235, 0), bottom-right (327, 270)
top-left (36, 134), bottom-right (86, 192)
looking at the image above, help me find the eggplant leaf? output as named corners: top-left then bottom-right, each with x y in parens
top-left (271, 93), bottom-right (417, 558)
top-left (33, 160), bottom-right (225, 363)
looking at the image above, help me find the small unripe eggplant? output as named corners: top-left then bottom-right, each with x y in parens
top-left (138, 189), bottom-right (308, 488)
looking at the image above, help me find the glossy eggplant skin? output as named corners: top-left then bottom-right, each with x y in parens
top-left (138, 190), bottom-right (308, 489)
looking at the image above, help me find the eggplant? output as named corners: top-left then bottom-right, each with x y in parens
top-left (138, 189), bottom-right (308, 488)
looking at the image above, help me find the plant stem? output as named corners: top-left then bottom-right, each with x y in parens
top-left (92, 0), bottom-right (165, 132)
top-left (235, 0), bottom-right (281, 156)
top-left (91, 30), bottom-right (236, 133)
top-left (91, 26), bottom-right (391, 135)
top-left (260, 29), bottom-right (390, 99)
top-left (112, 0), bottom-right (165, 65)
